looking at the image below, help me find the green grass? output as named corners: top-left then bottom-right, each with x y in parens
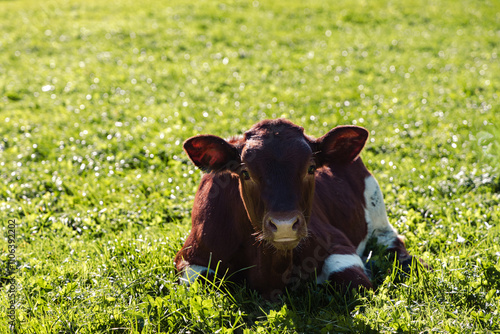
top-left (1, 0), bottom-right (499, 332)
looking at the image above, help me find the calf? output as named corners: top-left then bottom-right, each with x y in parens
top-left (174, 119), bottom-right (416, 299)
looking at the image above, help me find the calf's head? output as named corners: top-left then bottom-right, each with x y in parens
top-left (183, 119), bottom-right (368, 250)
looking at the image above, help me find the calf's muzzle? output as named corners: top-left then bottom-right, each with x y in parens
top-left (263, 211), bottom-right (307, 250)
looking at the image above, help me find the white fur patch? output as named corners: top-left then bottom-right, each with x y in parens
top-left (179, 264), bottom-right (215, 285)
top-left (357, 175), bottom-right (399, 256)
top-left (316, 254), bottom-right (365, 284)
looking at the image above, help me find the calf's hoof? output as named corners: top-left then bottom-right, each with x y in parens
top-left (327, 266), bottom-right (372, 293)
top-left (398, 255), bottom-right (431, 275)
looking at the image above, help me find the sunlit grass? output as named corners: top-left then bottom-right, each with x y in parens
top-left (0, 0), bottom-right (499, 332)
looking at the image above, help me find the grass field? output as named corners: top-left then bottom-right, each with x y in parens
top-left (1, 0), bottom-right (499, 332)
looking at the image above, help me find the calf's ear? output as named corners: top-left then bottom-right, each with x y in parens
top-left (183, 135), bottom-right (240, 172)
top-left (315, 126), bottom-right (369, 165)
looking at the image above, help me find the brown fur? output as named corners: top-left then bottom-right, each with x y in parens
top-left (175, 119), bottom-right (412, 298)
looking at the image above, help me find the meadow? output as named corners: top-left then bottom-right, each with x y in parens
top-left (0, 0), bottom-right (499, 332)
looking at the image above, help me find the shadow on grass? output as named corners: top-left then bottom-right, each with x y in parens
top-left (151, 247), bottom-right (426, 333)
top-left (166, 268), bottom-right (385, 333)
top-left (233, 282), bottom-right (381, 334)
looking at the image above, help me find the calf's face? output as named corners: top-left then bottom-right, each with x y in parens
top-left (237, 124), bottom-right (314, 249)
top-left (183, 120), bottom-right (368, 251)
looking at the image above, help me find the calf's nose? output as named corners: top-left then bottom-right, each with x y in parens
top-left (264, 212), bottom-right (305, 242)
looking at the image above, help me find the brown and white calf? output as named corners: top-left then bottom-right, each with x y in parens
top-left (174, 119), bottom-right (416, 299)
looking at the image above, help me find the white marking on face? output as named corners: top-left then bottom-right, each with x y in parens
top-left (179, 264), bottom-right (215, 285)
top-left (357, 175), bottom-right (399, 256)
top-left (316, 253), bottom-right (365, 284)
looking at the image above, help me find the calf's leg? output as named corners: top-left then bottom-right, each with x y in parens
top-left (316, 253), bottom-right (372, 290)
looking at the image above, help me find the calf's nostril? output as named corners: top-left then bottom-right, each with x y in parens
top-left (268, 220), bottom-right (278, 232)
top-left (292, 219), bottom-right (299, 231)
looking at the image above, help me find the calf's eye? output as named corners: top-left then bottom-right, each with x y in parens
top-left (241, 170), bottom-right (251, 180)
top-left (307, 165), bottom-right (316, 175)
